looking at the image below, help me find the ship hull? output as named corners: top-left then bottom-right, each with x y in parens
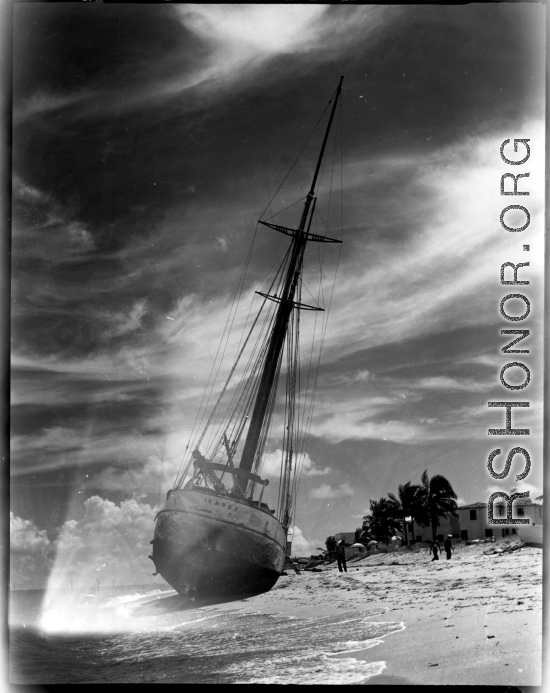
top-left (152, 488), bottom-right (286, 600)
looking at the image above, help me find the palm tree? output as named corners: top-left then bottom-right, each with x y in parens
top-left (364, 497), bottom-right (402, 546)
top-left (420, 470), bottom-right (458, 543)
top-left (387, 482), bottom-right (425, 545)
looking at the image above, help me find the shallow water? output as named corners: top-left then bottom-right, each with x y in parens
top-left (10, 587), bottom-right (404, 684)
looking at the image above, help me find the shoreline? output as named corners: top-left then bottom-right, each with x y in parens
top-left (8, 541), bottom-right (542, 685)
top-left (227, 541), bottom-right (542, 686)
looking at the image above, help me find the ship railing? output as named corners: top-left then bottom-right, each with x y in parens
top-left (194, 457), bottom-right (269, 494)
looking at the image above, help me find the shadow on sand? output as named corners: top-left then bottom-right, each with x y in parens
top-left (130, 592), bottom-right (247, 617)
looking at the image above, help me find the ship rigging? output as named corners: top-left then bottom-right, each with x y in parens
top-left (152, 77), bottom-right (344, 601)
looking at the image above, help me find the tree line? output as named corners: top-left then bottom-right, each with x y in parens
top-left (325, 470), bottom-right (458, 554)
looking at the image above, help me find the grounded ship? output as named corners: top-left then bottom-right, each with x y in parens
top-left (151, 77), bottom-right (344, 601)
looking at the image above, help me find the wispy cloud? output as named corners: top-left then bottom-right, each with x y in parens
top-left (261, 450), bottom-right (331, 479)
top-left (97, 300), bottom-right (149, 340)
top-left (309, 482), bottom-right (354, 499)
top-left (414, 376), bottom-right (490, 392)
top-left (15, 5), bottom-right (388, 122)
top-left (322, 120), bottom-right (545, 360)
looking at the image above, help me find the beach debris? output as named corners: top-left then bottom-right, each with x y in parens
top-left (428, 663), bottom-right (439, 667)
top-left (484, 540), bottom-right (525, 557)
top-left (487, 635), bottom-right (495, 639)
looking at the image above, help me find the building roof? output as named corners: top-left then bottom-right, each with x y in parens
top-left (459, 501), bottom-right (541, 510)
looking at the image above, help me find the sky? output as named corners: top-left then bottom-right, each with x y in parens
top-left (10, 2), bottom-right (546, 589)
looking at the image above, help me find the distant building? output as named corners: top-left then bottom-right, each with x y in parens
top-left (458, 501), bottom-right (543, 542)
top-left (334, 531), bottom-right (369, 558)
top-left (334, 531), bottom-right (356, 545)
top-left (359, 500), bottom-right (543, 546)
top-left (411, 514), bottom-right (460, 543)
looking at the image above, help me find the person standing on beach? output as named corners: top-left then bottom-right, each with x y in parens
top-left (336, 540), bottom-right (347, 573)
top-left (429, 540), bottom-right (441, 561)
top-left (444, 535), bottom-right (453, 560)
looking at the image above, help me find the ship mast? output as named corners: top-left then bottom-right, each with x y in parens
top-left (238, 77), bottom-right (344, 493)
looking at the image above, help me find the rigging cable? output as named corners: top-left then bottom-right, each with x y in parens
top-left (258, 97), bottom-right (332, 221)
top-left (292, 94), bottom-right (345, 519)
top-left (174, 221), bottom-right (261, 486)
top-left (204, 243), bottom-right (293, 459)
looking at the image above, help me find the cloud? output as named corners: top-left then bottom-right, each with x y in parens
top-left (414, 376), bottom-right (490, 392)
top-left (459, 355), bottom-right (497, 368)
top-left (12, 175), bottom-right (95, 266)
top-left (14, 89), bottom-right (93, 123)
top-left (289, 525), bottom-right (322, 556)
top-left (47, 495), bottom-right (160, 590)
top-left (10, 512), bottom-right (51, 555)
top-left (320, 119), bottom-right (546, 361)
top-left (354, 370), bottom-right (372, 383)
top-left (177, 5), bottom-right (329, 59)
top-left (308, 394), bottom-right (425, 444)
top-left (33, 495), bottom-right (163, 630)
top-left (15, 5), bottom-right (387, 122)
top-left (87, 453), bottom-right (178, 496)
top-left (10, 424), bottom-right (180, 488)
top-left (13, 175), bottom-right (53, 206)
top-left (309, 482), bottom-right (354, 499)
top-left (11, 121), bottom-right (543, 474)
top-left (10, 512), bottom-right (54, 590)
top-left (174, 4), bottom-right (388, 93)
top-left (486, 482), bottom-right (542, 503)
top-left (260, 450), bottom-right (331, 479)
top-left (97, 299), bottom-right (149, 340)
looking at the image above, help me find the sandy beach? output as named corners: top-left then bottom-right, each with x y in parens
top-left (220, 540), bottom-right (543, 686)
top-left (9, 539), bottom-right (542, 685)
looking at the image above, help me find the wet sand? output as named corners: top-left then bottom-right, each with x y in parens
top-left (230, 540), bottom-right (543, 686)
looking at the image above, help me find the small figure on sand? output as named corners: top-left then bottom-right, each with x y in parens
top-left (336, 539), bottom-right (347, 573)
top-left (444, 535), bottom-right (453, 560)
top-left (430, 540), bottom-right (441, 561)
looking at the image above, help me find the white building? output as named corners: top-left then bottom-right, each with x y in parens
top-left (458, 500), bottom-right (543, 542)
